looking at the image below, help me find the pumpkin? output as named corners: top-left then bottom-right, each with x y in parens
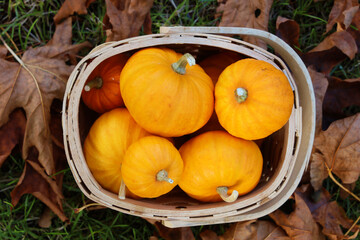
top-left (215, 59), bottom-right (294, 140)
top-left (82, 54), bottom-right (128, 113)
top-left (120, 47), bottom-right (214, 137)
top-left (199, 51), bottom-right (243, 84)
top-left (178, 131), bottom-right (263, 203)
top-left (83, 108), bottom-right (152, 197)
top-left (121, 136), bottom-right (183, 198)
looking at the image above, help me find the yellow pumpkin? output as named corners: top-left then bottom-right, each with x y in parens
top-left (83, 108), bottom-right (152, 197)
top-left (121, 136), bottom-right (183, 198)
top-left (120, 47), bottom-right (214, 137)
top-left (179, 131), bottom-right (263, 203)
top-left (215, 58), bottom-right (294, 140)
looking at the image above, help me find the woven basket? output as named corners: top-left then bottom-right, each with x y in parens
top-left (62, 27), bottom-right (315, 228)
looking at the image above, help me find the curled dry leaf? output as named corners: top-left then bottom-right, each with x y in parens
top-left (296, 184), bottom-right (359, 239)
top-left (0, 18), bottom-right (91, 176)
top-left (269, 192), bottom-right (326, 240)
top-left (217, 0), bottom-right (274, 49)
top-left (310, 30), bottom-right (358, 60)
top-left (310, 113), bottom-right (360, 190)
top-left (275, 16), bottom-right (301, 54)
top-left (326, 0), bottom-right (359, 33)
top-left (153, 222), bottom-right (195, 240)
top-left (103, 0), bottom-right (154, 42)
top-left (219, 220), bottom-right (290, 240)
top-left (53, 0), bottom-right (96, 23)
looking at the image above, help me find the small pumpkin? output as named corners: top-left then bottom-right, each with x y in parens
top-left (120, 47), bottom-right (214, 137)
top-left (83, 108), bottom-right (152, 197)
top-left (82, 54), bottom-right (128, 113)
top-left (121, 136), bottom-right (183, 198)
top-left (199, 51), bottom-right (243, 84)
top-left (178, 131), bottom-right (263, 203)
top-left (215, 59), bottom-right (294, 140)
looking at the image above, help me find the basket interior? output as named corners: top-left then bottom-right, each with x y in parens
top-left (76, 44), bottom-right (291, 212)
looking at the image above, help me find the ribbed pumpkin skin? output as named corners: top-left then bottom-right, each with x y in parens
top-left (122, 136), bottom-right (183, 198)
top-left (120, 48), bottom-right (214, 137)
top-left (82, 54), bottom-right (128, 113)
top-left (178, 131), bottom-right (263, 202)
top-left (83, 108), bottom-right (152, 196)
top-left (215, 59), bottom-right (294, 140)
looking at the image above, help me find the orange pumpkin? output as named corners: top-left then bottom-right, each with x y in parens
top-left (179, 131), bottom-right (263, 202)
top-left (82, 54), bottom-right (128, 113)
top-left (215, 59), bottom-right (294, 140)
top-left (121, 136), bottom-right (183, 198)
top-left (120, 47), bottom-right (214, 137)
top-left (83, 108), bottom-right (152, 197)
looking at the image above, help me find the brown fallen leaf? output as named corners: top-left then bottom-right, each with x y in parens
top-left (103, 0), bottom-right (154, 42)
top-left (310, 113), bottom-right (360, 190)
top-left (53, 0), bottom-right (96, 24)
top-left (307, 66), bottom-right (329, 134)
top-left (275, 16), bottom-right (301, 54)
top-left (310, 30), bottom-right (358, 60)
top-left (269, 192), bottom-right (326, 240)
top-left (326, 0), bottom-right (359, 33)
top-left (0, 17), bottom-right (91, 176)
top-left (0, 109), bottom-right (26, 167)
top-left (323, 77), bottom-right (360, 129)
top-left (347, 9), bottom-right (360, 53)
top-left (153, 222), bottom-right (195, 240)
top-left (217, 0), bottom-right (274, 49)
top-left (219, 220), bottom-right (290, 240)
top-left (296, 184), bottom-right (359, 240)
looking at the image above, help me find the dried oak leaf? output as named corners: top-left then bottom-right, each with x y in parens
top-left (347, 9), bottom-right (360, 53)
top-left (219, 220), bottom-right (290, 240)
top-left (0, 17), bottom-right (91, 175)
top-left (269, 192), bottom-right (326, 240)
top-left (326, 0), bottom-right (359, 33)
top-left (310, 113), bottom-right (360, 191)
top-left (217, 0), bottom-right (274, 49)
top-left (103, 0), bottom-right (154, 42)
top-left (296, 184), bottom-right (359, 240)
top-left (275, 16), bottom-right (301, 54)
top-left (53, 0), bottom-right (96, 24)
top-left (323, 77), bottom-right (360, 129)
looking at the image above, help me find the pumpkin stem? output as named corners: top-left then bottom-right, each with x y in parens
top-left (84, 77), bottom-right (103, 91)
top-left (171, 53), bottom-right (196, 75)
top-left (234, 87), bottom-right (248, 103)
top-left (216, 186), bottom-right (239, 203)
top-left (156, 169), bottom-right (174, 184)
top-left (118, 177), bottom-right (126, 200)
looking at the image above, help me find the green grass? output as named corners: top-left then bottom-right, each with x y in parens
top-left (1, 0), bottom-right (360, 239)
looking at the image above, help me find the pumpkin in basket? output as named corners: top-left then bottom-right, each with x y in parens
top-left (178, 131), bottom-right (263, 203)
top-left (120, 47), bottom-right (214, 137)
top-left (82, 54), bottom-right (128, 113)
top-left (215, 59), bottom-right (294, 140)
top-left (121, 136), bottom-right (183, 198)
top-left (83, 108), bottom-right (152, 197)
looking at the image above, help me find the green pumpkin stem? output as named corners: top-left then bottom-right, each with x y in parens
top-left (234, 87), bottom-right (248, 103)
top-left (156, 169), bottom-right (174, 184)
top-left (171, 53), bottom-right (196, 75)
top-left (118, 177), bottom-right (126, 200)
top-left (216, 186), bottom-right (239, 203)
top-left (84, 77), bottom-right (103, 91)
